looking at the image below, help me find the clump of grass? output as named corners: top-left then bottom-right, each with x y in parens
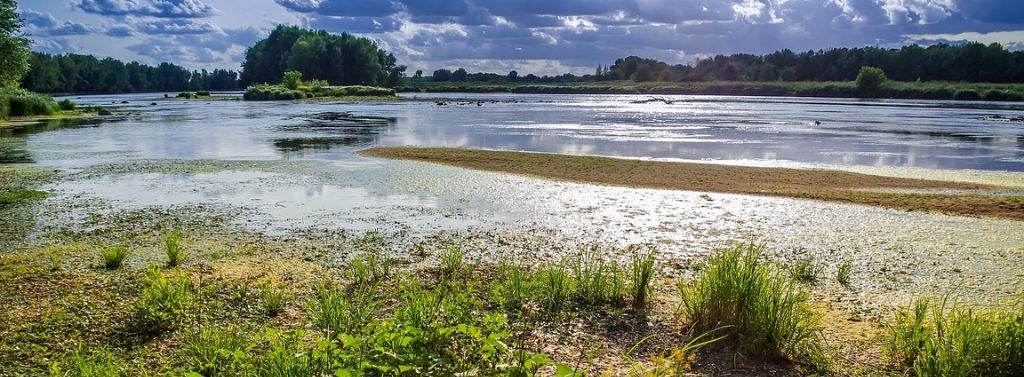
top-left (44, 246), bottom-right (62, 272)
top-left (836, 261), bottom-right (852, 286)
top-left (57, 99), bottom-right (76, 111)
top-left (100, 244), bottom-right (129, 269)
top-left (492, 258), bottom-right (534, 310)
top-left (792, 255), bottom-right (819, 284)
top-left (536, 264), bottom-right (571, 312)
top-left (259, 283), bottom-right (290, 317)
top-left (440, 241), bottom-right (466, 279)
top-left (349, 252), bottom-right (392, 285)
top-left (261, 330), bottom-right (321, 376)
top-left (49, 346), bottom-right (123, 377)
top-left (629, 245), bottom-right (657, 310)
top-left (135, 267), bottom-right (191, 332)
top-left (678, 242), bottom-right (821, 362)
top-left (307, 283), bottom-right (381, 336)
top-left (163, 230), bottom-right (185, 267)
top-left (569, 247), bottom-right (627, 306)
top-left (181, 325), bottom-right (255, 376)
top-left (887, 297), bottom-right (1024, 376)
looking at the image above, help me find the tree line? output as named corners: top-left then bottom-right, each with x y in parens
top-left (240, 25), bottom-right (405, 87)
top-left (597, 42), bottom-right (1024, 83)
top-left (426, 68), bottom-right (581, 83)
top-left (21, 52), bottom-right (240, 94)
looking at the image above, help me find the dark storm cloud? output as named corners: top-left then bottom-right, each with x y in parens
top-left (77, 0), bottom-right (217, 19)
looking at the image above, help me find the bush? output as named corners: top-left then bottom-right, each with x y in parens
top-left (1, 90), bottom-right (59, 118)
top-left (887, 297), bottom-right (1024, 376)
top-left (678, 242), bottom-right (822, 362)
top-left (243, 83), bottom-right (395, 101)
top-left (136, 267), bottom-right (191, 331)
top-left (100, 244), bottom-right (129, 269)
top-left (855, 66), bottom-right (887, 92)
top-left (196, 91), bottom-right (211, 97)
top-left (282, 70), bottom-right (302, 90)
top-left (176, 92), bottom-right (196, 99)
top-left (58, 99), bottom-right (76, 111)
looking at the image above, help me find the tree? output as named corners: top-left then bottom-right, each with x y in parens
top-left (414, 70), bottom-right (423, 79)
top-left (631, 64), bottom-right (653, 82)
top-left (855, 66), bottom-right (887, 92)
top-left (507, 70), bottom-right (518, 81)
top-left (452, 68), bottom-right (468, 81)
top-left (658, 69), bottom-right (673, 82)
top-left (432, 69), bottom-right (452, 81)
top-left (0, 0), bottom-right (30, 88)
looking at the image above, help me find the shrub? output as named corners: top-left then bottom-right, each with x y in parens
top-left (1, 90), bottom-right (59, 118)
top-left (887, 297), bottom-right (1024, 376)
top-left (196, 91), bottom-right (211, 97)
top-left (136, 267), bottom-right (191, 331)
top-left (678, 242), bottom-right (821, 361)
top-left (49, 346), bottom-right (123, 377)
top-left (181, 325), bottom-right (255, 376)
top-left (282, 70), bottom-right (303, 90)
top-left (176, 92), bottom-right (196, 99)
top-left (855, 66), bottom-right (887, 92)
top-left (163, 230), bottom-right (184, 267)
top-left (57, 99), bottom-right (76, 111)
top-left (100, 244), bottom-right (129, 269)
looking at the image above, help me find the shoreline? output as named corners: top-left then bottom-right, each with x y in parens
top-left (359, 146), bottom-right (1024, 221)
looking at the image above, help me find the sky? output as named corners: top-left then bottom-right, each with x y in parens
top-left (16, 0), bottom-right (1024, 75)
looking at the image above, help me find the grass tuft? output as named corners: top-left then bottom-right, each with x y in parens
top-left (678, 242), bottom-right (822, 362)
top-left (440, 241), bottom-right (467, 279)
top-left (629, 245), bottom-right (657, 310)
top-left (307, 283), bottom-right (381, 336)
top-left (259, 283), bottom-right (290, 317)
top-left (136, 267), bottom-right (191, 332)
top-left (49, 346), bottom-right (123, 377)
top-left (163, 230), bottom-right (185, 267)
top-left (792, 255), bottom-right (819, 284)
top-left (349, 252), bottom-right (392, 285)
top-left (836, 261), bottom-right (852, 286)
top-left (100, 244), bottom-right (129, 269)
top-left (181, 325), bottom-right (255, 376)
top-left (569, 247), bottom-right (627, 306)
top-left (887, 297), bottom-right (1024, 376)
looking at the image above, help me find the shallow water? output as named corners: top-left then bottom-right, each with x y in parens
top-left (4, 92), bottom-right (1024, 304)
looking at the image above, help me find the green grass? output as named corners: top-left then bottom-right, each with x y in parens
top-left (136, 267), bottom-right (191, 332)
top-left (181, 325), bottom-right (256, 376)
top-left (348, 252), bottom-right (393, 285)
top-left (48, 346), bottom-right (123, 377)
top-left (163, 230), bottom-right (185, 267)
top-left (259, 283), bottom-right (289, 317)
top-left (792, 256), bottom-right (819, 284)
top-left (439, 241), bottom-right (467, 279)
top-left (307, 283), bottom-right (382, 336)
top-left (887, 297), bottom-right (1024, 376)
top-left (569, 248), bottom-right (627, 306)
top-left (243, 83), bottom-right (395, 101)
top-left (100, 244), bottom-right (129, 269)
top-left (837, 261), bottom-right (853, 286)
top-left (630, 246), bottom-right (657, 310)
top-left (0, 189), bottom-right (48, 206)
top-left (678, 242), bottom-right (823, 363)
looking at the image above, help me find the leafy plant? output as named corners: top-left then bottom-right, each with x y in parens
top-left (136, 267), bottom-right (191, 332)
top-left (181, 325), bottom-right (256, 377)
top-left (100, 244), bottom-right (130, 269)
top-left (163, 230), bottom-right (185, 267)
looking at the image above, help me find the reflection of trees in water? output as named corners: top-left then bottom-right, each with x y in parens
top-left (0, 118), bottom-right (106, 163)
top-left (273, 112), bottom-right (396, 155)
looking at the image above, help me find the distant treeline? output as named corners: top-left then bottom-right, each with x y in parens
top-left (424, 42), bottom-right (1024, 84)
top-left (21, 52), bottom-right (240, 94)
top-left (240, 25), bottom-right (405, 87)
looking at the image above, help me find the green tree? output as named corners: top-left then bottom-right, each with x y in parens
top-left (432, 69), bottom-right (452, 81)
top-left (855, 66), bottom-right (887, 92)
top-left (0, 0), bottom-right (30, 88)
top-left (631, 64), bottom-right (653, 82)
top-left (452, 68), bottom-right (468, 81)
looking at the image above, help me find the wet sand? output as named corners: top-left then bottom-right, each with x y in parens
top-left (360, 147), bottom-right (1024, 221)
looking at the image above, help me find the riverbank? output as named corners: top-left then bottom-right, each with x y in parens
top-left (360, 147), bottom-right (1024, 221)
top-left (397, 80), bottom-right (1024, 101)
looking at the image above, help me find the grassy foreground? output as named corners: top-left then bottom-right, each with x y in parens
top-left (397, 80), bottom-right (1024, 101)
top-left (359, 147), bottom-right (1024, 221)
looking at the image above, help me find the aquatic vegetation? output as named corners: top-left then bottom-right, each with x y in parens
top-left (136, 267), bottom-right (192, 332)
top-left (439, 241), bottom-right (467, 279)
top-left (678, 242), bottom-right (822, 362)
top-left (100, 244), bottom-right (129, 269)
top-left (887, 297), bottom-right (1024, 376)
top-left (163, 229), bottom-right (185, 267)
top-left (243, 83), bottom-right (395, 101)
top-left (49, 346), bottom-right (123, 377)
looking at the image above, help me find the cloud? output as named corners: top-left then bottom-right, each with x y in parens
top-left (20, 10), bottom-right (97, 36)
top-left (275, 0), bottom-right (399, 17)
top-left (131, 18), bottom-right (221, 34)
top-left (77, 0), bottom-right (218, 19)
